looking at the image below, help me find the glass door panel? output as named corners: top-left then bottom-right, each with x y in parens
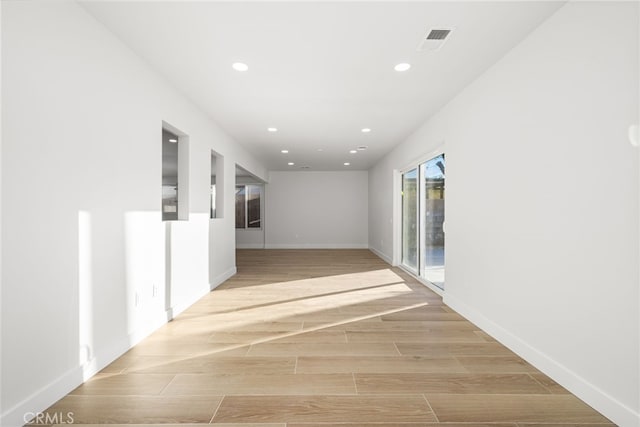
top-left (247, 185), bottom-right (262, 228)
top-left (235, 186), bottom-right (246, 228)
top-left (402, 168), bottom-right (418, 272)
top-left (420, 154), bottom-right (445, 288)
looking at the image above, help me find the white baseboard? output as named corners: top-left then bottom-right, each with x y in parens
top-left (368, 246), bottom-right (392, 264)
top-left (264, 243), bottom-right (369, 249)
top-left (1, 309), bottom-right (173, 427)
top-left (171, 267), bottom-right (237, 317)
top-left (1, 366), bottom-right (82, 427)
top-left (210, 266), bottom-right (236, 291)
top-left (444, 292), bottom-right (639, 427)
top-left (236, 243), bottom-right (264, 249)
top-left (1, 268), bottom-right (239, 427)
top-left (169, 289), bottom-right (209, 319)
top-left (127, 311), bottom-right (172, 348)
top-left (79, 335), bottom-right (132, 382)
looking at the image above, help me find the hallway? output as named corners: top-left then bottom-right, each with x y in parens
top-left (36, 250), bottom-right (612, 425)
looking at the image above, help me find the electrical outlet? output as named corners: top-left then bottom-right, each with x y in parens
top-left (152, 284), bottom-right (158, 297)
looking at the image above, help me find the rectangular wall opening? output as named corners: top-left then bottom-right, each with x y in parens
top-left (162, 124), bottom-right (189, 221)
top-left (210, 150), bottom-right (224, 219)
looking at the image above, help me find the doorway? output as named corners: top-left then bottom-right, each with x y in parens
top-left (401, 153), bottom-right (445, 289)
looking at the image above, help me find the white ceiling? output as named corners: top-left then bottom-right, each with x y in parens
top-left (81, 1), bottom-right (564, 171)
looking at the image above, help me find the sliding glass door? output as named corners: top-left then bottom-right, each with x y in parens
top-left (401, 154), bottom-right (445, 289)
top-left (420, 154), bottom-right (445, 288)
top-left (402, 168), bottom-right (418, 272)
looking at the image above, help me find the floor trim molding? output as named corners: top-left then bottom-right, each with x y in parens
top-left (444, 292), bottom-right (639, 427)
top-left (368, 246), bottom-right (393, 264)
top-left (210, 266), bottom-right (237, 291)
top-left (236, 243), bottom-right (264, 249)
top-left (264, 243), bottom-right (369, 249)
top-left (2, 267), bottom-right (239, 427)
top-left (1, 366), bottom-right (82, 427)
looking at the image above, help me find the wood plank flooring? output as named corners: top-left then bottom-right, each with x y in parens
top-left (37, 249), bottom-right (613, 426)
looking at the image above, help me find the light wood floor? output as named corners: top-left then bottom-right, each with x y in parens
top-left (39, 249), bottom-right (613, 426)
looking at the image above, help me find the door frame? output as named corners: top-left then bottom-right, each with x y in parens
top-left (393, 145), bottom-right (446, 295)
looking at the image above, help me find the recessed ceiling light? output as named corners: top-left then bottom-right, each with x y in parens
top-left (349, 150), bottom-right (357, 154)
top-left (317, 148), bottom-right (323, 152)
top-left (281, 149), bottom-right (289, 154)
top-left (232, 62), bottom-right (249, 72)
top-left (288, 162), bottom-right (295, 166)
top-left (394, 63), bottom-right (411, 72)
top-left (343, 162), bottom-right (350, 166)
top-left (267, 127), bottom-right (278, 132)
top-left (357, 145), bottom-right (368, 151)
top-left (361, 128), bottom-right (371, 133)
top-left (168, 138), bottom-right (177, 143)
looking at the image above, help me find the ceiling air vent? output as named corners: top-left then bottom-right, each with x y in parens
top-left (417, 28), bottom-right (453, 52)
top-left (426, 29), bottom-right (451, 40)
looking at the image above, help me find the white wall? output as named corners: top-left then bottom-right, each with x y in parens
top-left (236, 229), bottom-right (266, 249)
top-left (266, 171), bottom-right (368, 248)
top-left (369, 2), bottom-right (639, 425)
top-left (1, 2), bottom-right (266, 426)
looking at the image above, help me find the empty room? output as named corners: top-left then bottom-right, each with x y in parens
top-left (1, 1), bottom-right (639, 427)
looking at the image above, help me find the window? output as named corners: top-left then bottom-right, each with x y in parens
top-left (210, 151), bottom-right (224, 219)
top-left (235, 184), bottom-right (262, 229)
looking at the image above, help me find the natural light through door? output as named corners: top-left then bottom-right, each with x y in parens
top-left (420, 154), bottom-right (445, 288)
top-left (401, 154), bottom-right (445, 289)
top-left (401, 168), bottom-right (418, 273)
